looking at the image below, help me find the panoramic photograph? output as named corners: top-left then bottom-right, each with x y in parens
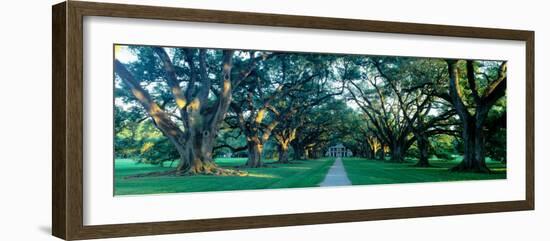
top-left (113, 44), bottom-right (507, 196)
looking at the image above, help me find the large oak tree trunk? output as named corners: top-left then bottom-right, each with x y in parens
top-left (114, 49), bottom-right (241, 176)
top-left (377, 146), bottom-right (385, 160)
top-left (414, 133), bottom-right (431, 167)
top-left (390, 141), bottom-right (405, 162)
top-left (304, 148), bottom-right (311, 159)
top-left (446, 60), bottom-right (505, 173)
top-left (451, 116), bottom-right (490, 172)
top-left (277, 143), bottom-right (291, 163)
top-left (273, 129), bottom-right (296, 164)
top-left (176, 129), bottom-right (220, 174)
top-left (364, 143), bottom-right (374, 159)
top-left (246, 138), bottom-right (264, 168)
top-left (235, 111), bottom-right (277, 168)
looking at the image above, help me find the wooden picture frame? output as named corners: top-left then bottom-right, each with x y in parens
top-left (52, 1), bottom-right (534, 240)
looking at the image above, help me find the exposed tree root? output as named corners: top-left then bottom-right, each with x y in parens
top-left (124, 167), bottom-right (247, 179)
top-left (184, 166), bottom-right (248, 176)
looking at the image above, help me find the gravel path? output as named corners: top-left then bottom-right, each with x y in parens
top-left (319, 157), bottom-right (351, 187)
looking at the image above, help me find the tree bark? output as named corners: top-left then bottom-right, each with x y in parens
top-left (277, 143), bottom-right (291, 163)
top-left (390, 139), bottom-right (406, 162)
top-left (365, 145), bottom-right (374, 159)
top-left (232, 101), bottom-right (280, 168)
top-left (177, 132), bottom-right (219, 174)
top-left (414, 133), bottom-right (431, 167)
top-left (114, 49), bottom-right (240, 176)
top-left (273, 128), bottom-right (297, 163)
top-left (245, 137), bottom-right (264, 168)
top-left (304, 148), bottom-right (311, 159)
top-left (451, 115), bottom-right (490, 172)
top-left (446, 60), bottom-right (504, 173)
top-left (377, 145), bottom-right (385, 160)
top-left (390, 144), bottom-right (402, 162)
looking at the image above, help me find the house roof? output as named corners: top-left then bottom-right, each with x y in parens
top-left (330, 143), bottom-right (345, 148)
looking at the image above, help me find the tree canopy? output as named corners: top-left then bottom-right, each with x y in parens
top-left (114, 45), bottom-right (507, 175)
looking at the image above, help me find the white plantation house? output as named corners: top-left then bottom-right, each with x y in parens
top-left (325, 143), bottom-right (353, 157)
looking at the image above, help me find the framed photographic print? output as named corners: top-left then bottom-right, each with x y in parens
top-left (52, 1), bottom-right (534, 240)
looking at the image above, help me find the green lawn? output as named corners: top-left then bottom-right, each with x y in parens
top-left (114, 158), bottom-right (335, 195)
top-left (115, 156), bottom-right (507, 195)
top-left (342, 157), bottom-right (506, 186)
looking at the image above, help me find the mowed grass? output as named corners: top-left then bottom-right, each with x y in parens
top-left (114, 158), bottom-right (335, 195)
top-left (342, 157), bottom-right (506, 186)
